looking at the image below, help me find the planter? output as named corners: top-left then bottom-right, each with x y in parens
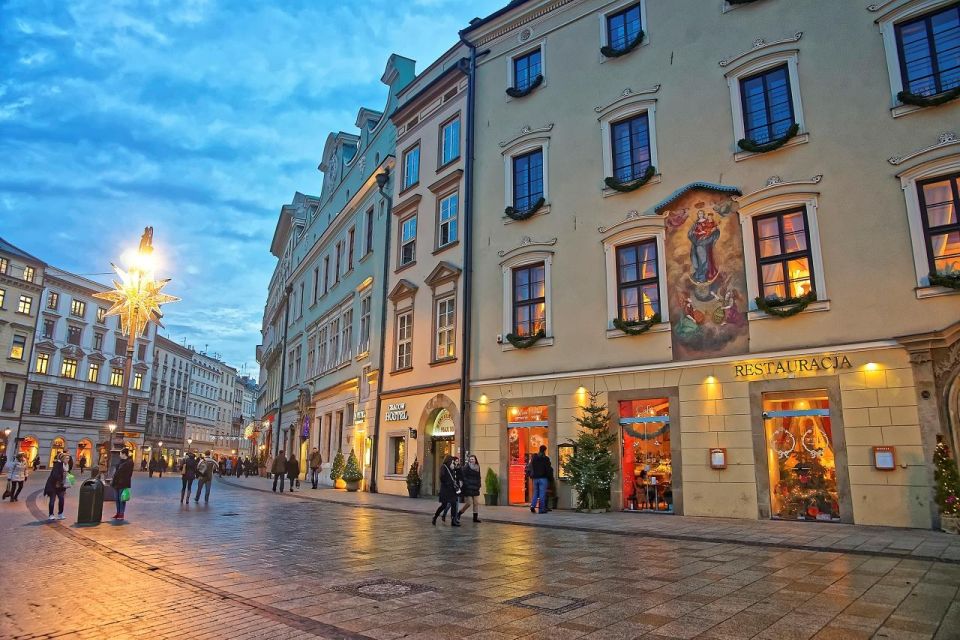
top-left (942, 515), bottom-right (960, 535)
top-left (484, 494), bottom-right (498, 506)
top-left (344, 479), bottom-right (361, 492)
top-left (334, 478), bottom-right (346, 490)
top-left (407, 484), bottom-right (420, 498)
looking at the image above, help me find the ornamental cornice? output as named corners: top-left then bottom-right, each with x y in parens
top-left (61, 344), bottom-right (86, 359)
top-left (497, 236), bottom-right (558, 259)
top-left (470, 0), bottom-right (576, 46)
top-left (888, 131), bottom-right (959, 166)
top-left (598, 210), bottom-right (663, 235)
top-left (498, 123), bottom-right (554, 150)
top-left (34, 339), bottom-right (57, 353)
top-left (594, 85), bottom-right (661, 118)
top-left (866, 0), bottom-right (898, 11)
top-left (736, 174), bottom-right (824, 203)
top-left (718, 31), bottom-right (803, 68)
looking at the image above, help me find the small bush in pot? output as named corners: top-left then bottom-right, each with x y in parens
top-left (406, 458), bottom-right (421, 498)
top-left (484, 468), bottom-right (500, 506)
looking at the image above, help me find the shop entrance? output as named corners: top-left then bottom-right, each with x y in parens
top-left (620, 399), bottom-right (673, 512)
top-left (506, 405), bottom-right (549, 505)
top-left (430, 438), bottom-right (454, 495)
top-left (763, 391), bottom-right (840, 522)
top-left (48, 437), bottom-right (66, 468)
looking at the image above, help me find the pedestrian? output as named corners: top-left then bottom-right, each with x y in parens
top-left (271, 450), bottom-right (286, 492)
top-left (457, 454), bottom-right (483, 524)
top-left (179, 451), bottom-right (198, 503)
top-left (529, 445), bottom-right (553, 514)
top-left (309, 448), bottom-right (322, 489)
top-left (42, 452), bottom-right (72, 521)
top-left (5, 452), bottom-right (28, 502)
top-left (140, 457), bottom-right (147, 472)
top-left (432, 455), bottom-right (461, 526)
top-left (235, 457), bottom-right (243, 478)
top-left (159, 457), bottom-right (166, 478)
top-left (194, 450), bottom-right (216, 503)
top-left (0, 452), bottom-right (8, 474)
top-left (111, 448), bottom-right (134, 521)
top-left (78, 455), bottom-right (87, 476)
top-left (286, 452), bottom-right (299, 493)
top-left (148, 457), bottom-right (156, 478)
top-left (32, 454), bottom-right (40, 472)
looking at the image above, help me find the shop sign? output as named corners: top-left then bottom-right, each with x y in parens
top-left (734, 355), bottom-right (852, 378)
top-left (507, 405), bottom-right (549, 425)
top-left (385, 402), bottom-right (408, 421)
top-left (354, 409), bottom-right (366, 423)
top-left (301, 416), bottom-right (310, 438)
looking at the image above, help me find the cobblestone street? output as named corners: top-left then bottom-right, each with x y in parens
top-left (2, 475), bottom-right (960, 640)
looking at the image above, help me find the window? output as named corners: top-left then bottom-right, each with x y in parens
top-left (512, 49), bottom-right (542, 92)
top-left (55, 393), bottom-right (72, 418)
top-left (2, 383), bottom-right (17, 412)
top-left (67, 326), bottom-right (82, 346)
top-left (512, 263), bottom-right (546, 336)
top-left (754, 209), bottom-right (815, 299)
top-left (388, 436), bottom-right (406, 475)
top-left (348, 227), bottom-right (355, 271)
top-left (23, 266), bottom-right (34, 282)
top-left (435, 297), bottom-right (456, 360)
top-left (35, 352), bottom-right (48, 373)
top-left (10, 334), bottom-right (28, 362)
top-left (107, 399), bottom-right (119, 421)
top-left (70, 299), bottom-right (86, 318)
top-left (131, 402), bottom-right (139, 425)
top-left (60, 358), bottom-right (78, 379)
top-left (29, 389), bottom-right (42, 414)
top-left (17, 295), bottom-right (32, 315)
top-left (895, 4), bottom-right (960, 98)
top-left (606, 3), bottom-right (642, 51)
top-left (312, 266), bottom-right (319, 304)
top-left (341, 310), bottom-right (353, 361)
top-left (616, 240), bottom-right (660, 322)
top-left (402, 144), bottom-right (420, 189)
top-left (611, 113), bottom-right (652, 182)
top-left (42, 319), bottom-right (55, 339)
top-left (917, 172), bottom-right (960, 276)
top-left (396, 311), bottom-right (413, 370)
top-left (93, 332), bottom-right (103, 351)
top-left (298, 281), bottom-right (305, 317)
top-left (330, 318), bottom-right (340, 367)
top-left (96, 307), bottom-right (106, 323)
top-left (365, 207), bottom-right (374, 255)
top-left (399, 215), bottom-right (417, 267)
top-left (334, 242), bottom-right (342, 283)
top-left (0, 288), bottom-right (4, 308)
top-left (323, 255), bottom-right (330, 295)
top-left (115, 337), bottom-right (127, 354)
top-left (359, 293), bottom-right (372, 354)
top-left (134, 372), bottom-right (143, 391)
top-left (440, 117), bottom-right (461, 165)
top-left (47, 292), bottom-right (59, 310)
top-left (438, 193), bottom-right (458, 247)
top-left (88, 363), bottom-right (100, 383)
top-left (740, 65), bottom-right (795, 145)
top-left (83, 396), bottom-right (94, 420)
top-left (110, 368), bottom-right (124, 387)
top-left (0, 258), bottom-right (6, 274)
top-left (512, 150), bottom-right (544, 211)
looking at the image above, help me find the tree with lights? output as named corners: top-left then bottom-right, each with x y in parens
top-left (565, 393), bottom-right (616, 511)
top-left (934, 440), bottom-right (960, 529)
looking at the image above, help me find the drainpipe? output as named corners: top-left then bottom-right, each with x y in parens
top-left (369, 168), bottom-right (394, 493)
top-left (274, 283), bottom-right (293, 458)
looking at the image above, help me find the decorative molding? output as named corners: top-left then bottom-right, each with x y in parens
top-left (498, 123), bottom-right (554, 149)
top-left (469, 0), bottom-right (576, 46)
top-left (888, 131), bottom-right (959, 166)
top-left (736, 174), bottom-right (824, 202)
top-left (388, 279), bottom-right (418, 302)
top-left (718, 31), bottom-right (803, 68)
top-left (594, 85), bottom-right (661, 116)
top-left (598, 209), bottom-right (662, 234)
top-left (497, 236), bottom-right (558, 258)
top-left (866, 0), bottom-right (898, 13)
top-left (424, 261), bottom-right (462, 288)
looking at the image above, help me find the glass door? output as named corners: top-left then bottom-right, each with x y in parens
top-left (620, 399), bottom-right (672, 512)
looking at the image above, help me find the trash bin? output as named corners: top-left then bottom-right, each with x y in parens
top-left (77, 478), bottom-right (104, 524)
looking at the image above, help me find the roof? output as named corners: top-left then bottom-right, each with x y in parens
top-left (390, 58), bottom-right (469, 121)
top-left (0, 237), bottom-right (45, 266)
top-left (461, 0), bottom-right (535, 36)
top-left (653, 182), bottom-right (743, 213)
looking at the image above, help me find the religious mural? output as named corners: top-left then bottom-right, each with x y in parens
top-left (658, 186), bottom-right (749, 360)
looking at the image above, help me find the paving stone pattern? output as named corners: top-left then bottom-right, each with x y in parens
top-left (0, 474), bottom-right (958, 640)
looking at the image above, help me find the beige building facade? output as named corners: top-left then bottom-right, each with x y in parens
top-left (463, 0), bottom-right (960, 529)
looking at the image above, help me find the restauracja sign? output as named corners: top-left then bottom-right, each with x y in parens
top-left (734, 355), bottom-right (852, 378)
top-left (385, 402), bottom-right (408, 421)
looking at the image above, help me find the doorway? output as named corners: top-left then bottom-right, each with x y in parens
top-left (506, 405), bottom-right (550, 505)
top-left (48, 437), bottom-right (66, 467)
top-left (620, 398), bottom-right (673, 512)
top-left (430, 438), bottom-right (454, 496)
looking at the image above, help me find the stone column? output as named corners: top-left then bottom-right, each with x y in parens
top-left (907, 348), bottom-right (944, 530)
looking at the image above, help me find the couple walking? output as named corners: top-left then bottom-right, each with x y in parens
top-left (432, 454), bottom-right (482, 526)
top-left (269, 450), bottom-right (301, 492)
top-left (179, 450), bottom-right (217, 503)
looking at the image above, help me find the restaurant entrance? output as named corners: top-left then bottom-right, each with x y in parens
top-left (620, 398), bottom-right (673, 512)
top-left (506, 405), bottom-right (549, 505)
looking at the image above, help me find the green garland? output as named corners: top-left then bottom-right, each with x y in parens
top-left (600, 30), bottom-right (645, 58)
top-left (738, 122), bottom-right (800, 153)
top-left (505, 74), bottom-right (543, 98)
top-left (728, 0), bottom-right (762, 4)
top-left (504, 196), bottom-right (545, 221)
top-left (505, 330), bottom-right (546, 349)
top-left (897, 87), bottom-right (960, 108)
top-left (929, 271), bottom-right (960, 290)
top-left (604, 166), bottom-right (657, 193)
top-left (613, 313), bottom-right (661, 335)
top-left (754, 291), bottom-right (817, 318)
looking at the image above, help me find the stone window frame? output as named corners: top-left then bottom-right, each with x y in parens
top-left (506, 39), bottom-right (547, 101)
top-left (501, 134), bottom-right (551, 220)
top-left (600, 220), bottom-right (671, 338)
top-left (393, 308), bottom-right (414, 373)
top-left (598, 98), bottom-right (661, 197)
top-left (499, 249), bottom-right (554, 351)
top-left (597, 0), bottom-right (649, 63)
top-left (385, 431), bottom-right (407, 478)
top-left (432, 293), bottom-right (457, 364)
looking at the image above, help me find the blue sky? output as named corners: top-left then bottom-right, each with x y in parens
top-left (0, 0), bottom-right (501, 375)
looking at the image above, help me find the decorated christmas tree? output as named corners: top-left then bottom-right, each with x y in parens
top-left (934, 440), bottom-right (960, 517)
top-left (329, 450), bottom-right (345, 482)
top-left (342, 449), bottom-right (363, 483)
top-left (565, 393), bottom-right (617, 511)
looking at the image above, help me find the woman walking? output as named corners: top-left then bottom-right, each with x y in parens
top-left (285, 453), bottom-right (299, 493)
top-left (111, 448), bottom-right (134, 521)
top-left (6, 452), bottom-right (28, 502)
top-left (42, 452), bottom-right (71, 521)
top-left (432, 455), bottom-right (461, 526)
top-left (180, 451), bottom-right (198, 503)
top-left (457, 454), bottom-right (482, 523)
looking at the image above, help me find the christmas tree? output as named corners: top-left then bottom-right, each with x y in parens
top-left (342, 449), bottom-right (363, 482)
top-left (329, 450), bottom-right (345, 481)
top-left (565, 393), bottom-right (617, 511)
top-left (934, 441), bottom-right (960, 517)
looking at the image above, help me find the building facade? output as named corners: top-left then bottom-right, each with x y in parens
top-left (376, 46), bottom-right (470, 496)
top-left (186, 351), bottom-right (237, 455)
top-left (146, 334), bottom-right (193, 465)
top-left (0, 238), bottom-right (45, 461)
top-left (463, 0), bottom-right (960, 529)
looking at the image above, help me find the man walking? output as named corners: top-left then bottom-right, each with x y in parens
top-left (271, 449), bottom-right (286, 493)
top-left (78, 455), bottom-right (87, 476)
top-left (180, 451), bottom-right (198, 503)
top-left (308, 448), bottom-right (322, 489)
top-left (529, 445), bottom-right (553, 514)
top-left (194, 450), bottom-right (216, 503)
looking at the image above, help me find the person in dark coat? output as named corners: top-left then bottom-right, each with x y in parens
top-left (432, 455), bottom-right (461, 526)
top-left (529, 445), bottom-right (553, 514)
top-left (42, 452), bottom-right (70, 521)
top-left (285, 454), bottom-right (299, 492)
top-left (457, 454), bottom-right (483, 523)
top-left (111, 448), bottom-right (134, 520)
top-left (78, 454), bottom-right (87, 476)
top-left (148, 457), bottom-right (156, 478)
top-left (180, 451), bottom-right (198, 503)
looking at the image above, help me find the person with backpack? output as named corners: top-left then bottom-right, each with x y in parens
top-left (529, 445), bottom-right (553, 514)
top-left (5, 452), bottom-right (28, 502)
top-left (271, 449), bottom-right (286, 492)
top-left (42, 452), bottom-right (72, 521)
top-left (179, 451), bottom-right (198, 503)
top-left (111, 448), bottom-right (134, 521)
top-left (285, 452), bottom-right (299, 492)
top-left (432, 456), bottom-right (461, 526)
top-left (194, 451), bottom-right (216, 503)
top-left (308, 448), bottom-right (322, 489)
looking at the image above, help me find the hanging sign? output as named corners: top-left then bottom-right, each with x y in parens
top-left (301, 416), bottom-right (310, 439)
top-left (385, 402), bottom-right (408, 421)
top-left (355, 409), bottom-right (366, 423)
top-left (734, 355), bottom-right (852, 378)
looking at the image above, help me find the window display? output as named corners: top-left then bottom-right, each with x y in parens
top-left (620, 399), bottom-right (672, 512)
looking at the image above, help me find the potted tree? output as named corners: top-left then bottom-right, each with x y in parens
top-left (934, 440), bottom-right (960, 534)
top-left (565, 393), bottom-right (616, 513)
top-left (330, 450), bottom-right (346, 490)
top-left (484, 468), bottom-right (500, 506)
top-left (342, 449), bottom-right (363, 492)
top-left (406, 458), bottom-right (421, 498)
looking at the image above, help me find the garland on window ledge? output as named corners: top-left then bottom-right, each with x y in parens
top-left (897, 87), bottom-right (960, 108)
top-left (613, 313), bottom-right (661, 335)
top-left (754, 291), bottom-right (817, 318)
top-left (738, 122), bottom-right (800, 154)
top-left (505, 74), bottom-right (543, 98)
top-left (929, 271), bottom-right (960, 290)
top-left (505, 330), bottom-right (546, 349)
top-left (728, 0), bottom-right (762, 4)
top-left (504, 196), bottom-right (545, 221)
top-left (604, 166), bottom-right (657, 193)
top-left (600, 30), bottom-right (645, 58)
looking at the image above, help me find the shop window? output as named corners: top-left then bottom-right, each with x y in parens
top-left (763, 391), bottom-right (839, 522)
top-left (388, 436), bottom-right (406, 475)
top-left (506, 405), bottom-right (549, 505)
top-left (620, 399), bottom-right (672, 512)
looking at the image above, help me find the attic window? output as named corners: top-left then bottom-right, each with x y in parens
top-left (444, 87), bottom-right (458, 101)
top-left (406, 116), bottom-right (418, 130)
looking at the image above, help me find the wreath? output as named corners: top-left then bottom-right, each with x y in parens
top-left (505, 74), bottom-right (543, 99)
top-left (600, 30), bottom-right (644, 58)
top-left (604, 166), bottom-right (657, 193)
top-left (754, 290), bottom-right (817, 318)
top-left (613, 313), bottom-right (661, 335)
top-left (897, 87), bottom-right (960, 108)
top-left (505, 330), bottom-right (546, 349)
top-left (929, 271), bottom-right (960, 290)
top-left (738, 122), bottom-right (800, 154)
top-left (504, 197), bottom-right (545, 221)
